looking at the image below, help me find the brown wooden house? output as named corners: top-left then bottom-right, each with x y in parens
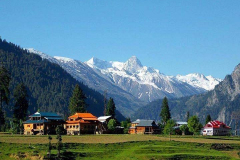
top-left (128, 119), bottom-right (160, 134)
top-left (64, 113), bottom-right (98, 135)
top-left (23, 112), bottom-right (64, 135)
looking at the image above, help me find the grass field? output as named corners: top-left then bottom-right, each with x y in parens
top-left (0, 133), bottom-right (240, 159)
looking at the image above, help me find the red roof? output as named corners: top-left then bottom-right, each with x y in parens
top-left (68, 113), bottom-right (97, 120)
top-left (66, 113), bottom-right (98, 124)
top-left (204, 120), bottom-right (231, 129)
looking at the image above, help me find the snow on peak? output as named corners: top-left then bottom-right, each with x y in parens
top-left (124, 56), bottom-right (143, 73)
top-left (86, 57), bottom-right (112, 69)
top-left (175, 73), bottom-right (222, 90)
top-left (25, 48), bottom-right (52, 60)
top-left (54, 56), bottom-right (76, 64)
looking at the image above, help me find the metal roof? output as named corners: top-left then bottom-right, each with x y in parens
top-left (44, 117), bottom-right (63, 120)
top-left (176, 122), bottom-right (188, 125)
top-left (132, 119), bottom-right (141, 124)
top-left (204, 120), bottom-right (231, 129)
top-left (98, 116), bottom-right (112, 122)
top-left (23, 119), bottom-right (48, 124)
top-left (29, 112), bottom-right (61, 117)
top-left (135, 120), bottom-right (158, 127)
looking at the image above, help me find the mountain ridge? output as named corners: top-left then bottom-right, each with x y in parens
top-left (0, 40), bottom-right (125, 120)
top-left (27, 48), bottom-right (222, 117)
top-left (133, 62), bottom-right (240, 125)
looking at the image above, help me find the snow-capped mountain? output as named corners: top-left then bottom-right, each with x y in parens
top-left (85, 56), bottom-right (221, 102)
top-left (175, 73), bottom-right (222, 91)
top-left (27, 48), bottom-right (222, 116)
top-left (26, 49), bottom-right (146, 116)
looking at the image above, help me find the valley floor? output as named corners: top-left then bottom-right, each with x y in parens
top-left (0, 133), bottom-right (240, 159)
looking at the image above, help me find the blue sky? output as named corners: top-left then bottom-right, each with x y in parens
top-left (1, 1), bottom-right (240, 79)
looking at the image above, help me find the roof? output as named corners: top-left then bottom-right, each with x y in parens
top-left (23, 119), bottom-right (48, 124)
top-left (69, 113), bottom-right (97, 119)
top-left (176, 122), bottom-right (188, 125)
top-left (204, 120), bottom-right (231, 129)
top-left (133, 119), bottom-right (158, 127)
top-left (98, 116), bottom-right (112, 122)
top-left (132, 119), bottom-right (141, 124)
top-left (66, 120), bottom-right (92, 124)
top-left (44, 117), bottom-right (63, 120)
top-left (29, 112), bottom-right (61, 117)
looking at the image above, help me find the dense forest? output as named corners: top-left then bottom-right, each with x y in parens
top-left (133, 63), bottom-right (240, 125)
top-left (0, 38), bottom-right (125, 121)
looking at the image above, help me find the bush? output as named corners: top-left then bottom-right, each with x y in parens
top-left (107, 119), bottom-right (116, 131)
top-left (163, 119), bottom-right (176, 135)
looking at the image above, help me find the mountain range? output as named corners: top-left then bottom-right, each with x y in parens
top-left (133, 63), bottom-right (240, 125)
top-left (0, 39), bottom-right (125, 121)
top-left (27, 48), bottom-right (221, 117)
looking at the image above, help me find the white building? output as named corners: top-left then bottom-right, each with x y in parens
top-left (202, 120), bottom-right (231, 136)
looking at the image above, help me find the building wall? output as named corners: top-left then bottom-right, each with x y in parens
top-left (136, 127), bottom-right (146, 134)
top-left (128, 128), bottom-right (136, 134)
top-left (65, 123), bottom-right (97, 135)
top-left (24, 124), bottom-right (33, 135)
top-left (203, 127), bottom-right (231, 136)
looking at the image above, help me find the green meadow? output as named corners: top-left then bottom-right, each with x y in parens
top-left (0, 133), bottom-right (240, 159)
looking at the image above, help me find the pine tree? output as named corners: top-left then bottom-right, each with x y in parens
top-left (205, 114), bottom-right (212, 124)
top-left (0, 66), bottom-right (11, 129)
top-left (69, 84), bottom-right (87, 114)
top-left (13, 83), bottom-right (29, 132)
top-left (106, 97), bottom-right (116, 118)
top-left (160, 97), bottom-right (171, 125)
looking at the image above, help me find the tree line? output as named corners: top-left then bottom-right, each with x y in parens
top-left (0, 65), bottom-right (29, 132)
top-left (159, 97), bottom-right (212, 136)
top-left (0, 63), bottom-right (118, 132)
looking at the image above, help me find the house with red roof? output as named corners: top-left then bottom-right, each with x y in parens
top-left (64, 113), bottom-right (98, 135)
top-left (202, 120), bottom-right (231, 136)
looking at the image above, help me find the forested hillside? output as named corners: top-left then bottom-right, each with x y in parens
top-left (0, 38), bottom-right (125, 120)
top-left (133, 63), bottom-right (240, 125)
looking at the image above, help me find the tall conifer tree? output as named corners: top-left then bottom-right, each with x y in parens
top-left (106, 97), bottom-right (116, 118)
top-left (0, 66), bottom-right (11, 128)
top-left (13, 83), bottom-right (28, 130)
top-left (160, 97), bottom-right (171, 125)
top-left (69, 84), bottom-right (87, 114)
top-left (205, 114), bottom-right (212, 124)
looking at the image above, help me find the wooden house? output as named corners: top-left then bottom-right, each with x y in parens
top-left (23, 112), bottom-right (64, 135)
top-left (202, 120), bottom-right (231, 136)
top-left (64, 113), bottom-right (98, 135)
top-left (128, 119), bottom-right (160, 134)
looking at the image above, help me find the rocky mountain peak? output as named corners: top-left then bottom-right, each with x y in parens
top-left (232, 63), bottom-right (240, 76)
top-left (124, 56), bottom-right (143, 73)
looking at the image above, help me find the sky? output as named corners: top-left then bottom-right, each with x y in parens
top-left (1, 1), bottom-right (240, 79)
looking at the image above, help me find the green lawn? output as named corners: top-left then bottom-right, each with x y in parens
top-left (0, 134), bottom-right (240, 159)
